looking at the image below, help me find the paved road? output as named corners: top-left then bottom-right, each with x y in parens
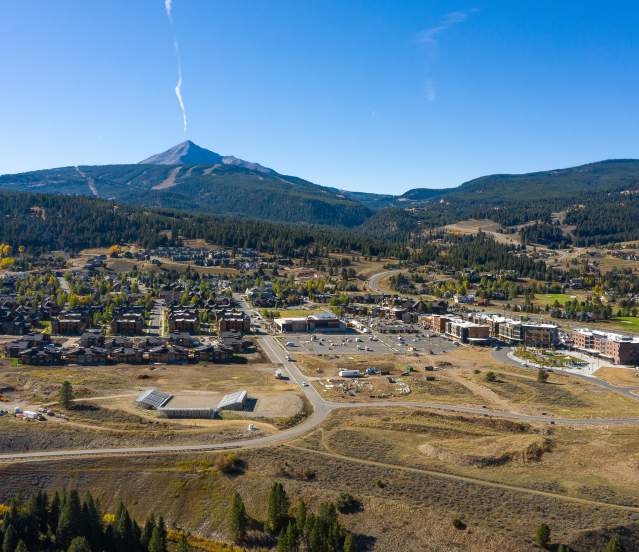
top-left (367, 269), bottom-right (402, 293)
top-left (3, 299), bottom-right (639, 462)
top-left (492, 347), bottom-right (639, 402)
top-left (145, 299), bottom-right (165, 336)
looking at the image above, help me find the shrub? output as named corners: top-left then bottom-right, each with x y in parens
top-left (213, 453), bottom-right (242, 475)
top-left (537, 368), bottom-right (549, 383)
top-left (452, 518), bottom-right (466, 530)
top-left (336, 492), bottom-right (360, 514)
top-left (484, 371), bottom-right (497, 382)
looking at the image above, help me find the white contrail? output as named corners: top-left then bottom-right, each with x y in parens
top-left (164, 0), bottom-right (187, 134)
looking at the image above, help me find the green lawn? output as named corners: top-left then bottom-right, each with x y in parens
top-left (535, 293), bottom-right (580, 306)
top-left (614, 317), bottom-right (639, 331)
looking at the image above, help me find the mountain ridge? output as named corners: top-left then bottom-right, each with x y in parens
top-left (0, 144), bottom-right (638, 236)
top-left (139, 140), bottom-right (276, 174)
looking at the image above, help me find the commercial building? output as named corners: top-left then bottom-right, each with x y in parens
top-left (498, 321), bottom-right (558, 347)
top-left (423, 314), bottom-right (450, 334)
top-left (571, 329), bottom-right (639, 365)
top-left (274, 312), bottom-right (345, 333)
top-left (445, 318), bottom-right (490, 344)
top-left (467, 313), bottom-right (558, 347)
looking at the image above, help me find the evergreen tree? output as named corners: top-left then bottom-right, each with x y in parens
top-left (228, 491), bottom-right (247, 544)
top-left (49, 492), bottom-right (61, 534)
top-left (606, 535), bottom-right (625, 552)
top-left (295, 499), bottom-right (307, 534)
top-left (535, 523), bottom-right (551, 549)
top-left (141, 514), bottom-right (156, 550)
top-left (343, 533), bottom-right (356, 552)
top-left (67, 537), bottom-right (91, 552)
top-left (59, 381), bottom-right (74, 410)
top-left (27, 491), bottom-right (48, 535)
top-left (81, 493), bottom-right (102, 550)
top-left (148, 517), bottom-right (167, 552)
top-left (276, 521), bottom-right (299, 552)
top-left (57, 490), bottom-right (82, 550)
top-left (266, 482), bottom-right (290, 534)
top-left (113, 502), bottom-right (138, 552)
top-left (2, 525), bottom-right (17, 552)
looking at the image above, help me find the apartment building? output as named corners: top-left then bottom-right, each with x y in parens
top-left (571, 328), bottom-right (639, 365)
top-left (445, 318), bottom-right (490, 343)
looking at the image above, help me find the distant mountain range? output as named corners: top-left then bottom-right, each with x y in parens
top-left (0, 141), bottom-right (370, 227)
top-left (1, 142), bottom-right (638, 242)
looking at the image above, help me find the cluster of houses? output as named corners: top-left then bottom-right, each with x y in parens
top-left (139, 246), bottom-right (281, 270)
top-left (0, 295), bottom-right (39, 334)
top-left (4, 329), bottom-right (251, 366)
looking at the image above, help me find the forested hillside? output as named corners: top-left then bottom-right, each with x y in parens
top-left (0, 191), bottom-right (399, 257)
top-left (2, 156), bottom-right (639, 244)
top-left (0, 163), bottom-right (371, 228)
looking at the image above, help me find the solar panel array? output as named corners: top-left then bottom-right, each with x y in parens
top-left (136, 389), bottom-right (173, 409)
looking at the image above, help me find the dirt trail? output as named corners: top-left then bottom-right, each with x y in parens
top-left (447, 372), bottom-right (512, 410)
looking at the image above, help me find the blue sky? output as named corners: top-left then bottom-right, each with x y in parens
top-left (2, 1), bottom-right (638, 193)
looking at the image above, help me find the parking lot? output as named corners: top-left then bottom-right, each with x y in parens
top-left (275, 331), bottom-right (457, 356)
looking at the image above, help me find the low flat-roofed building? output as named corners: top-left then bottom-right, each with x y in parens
top-left (217, 389), bottom-right (248, 411)
top-left (273, 312), bottom-right (345, 333)
top-left (307, 312), bottom-right (345, 332)
top-left (136, 388), bottom-right (173, 409)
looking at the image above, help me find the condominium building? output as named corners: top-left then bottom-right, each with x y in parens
top-left (444, 318), bottom-right (490, 343)
top-left (571, 328), bottom-right (639, 365)
top-left (468, 313), bottom-right (558, 347)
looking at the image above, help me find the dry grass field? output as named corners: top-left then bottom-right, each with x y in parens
top-left (443, 219), bottom-right (520, 245)
top-left (2, 430), bottom-right (639, 551)
top-left (594, 366), bottom-right (639, 387)
top-left (296, 348), bottom-right (639, 417)
top-left (295, 407), bottom-right (639, 514)
top-left (296, 352), bottom-right (484, 404)
top-left (0, 345), bottom-right (304, 451)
